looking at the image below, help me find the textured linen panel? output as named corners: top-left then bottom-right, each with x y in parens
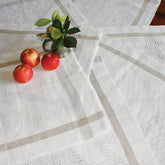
top-left (0, 0), bottom-right (88, 30)
top-left (71, 0), bottom-right (161, 27)
top-left (18, 131), bottom-right (130, 165)
top-left (0, 34), bottom-right (111, 164)
top-left (90, 58), bottom-right (158, 165)
top-left (98, 26), bottom-right (165, 165)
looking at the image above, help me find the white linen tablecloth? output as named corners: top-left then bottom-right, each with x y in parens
top-left (0, 0), bottom-right (164, 165)
top-left (71, 0), bottom-right (161, 27)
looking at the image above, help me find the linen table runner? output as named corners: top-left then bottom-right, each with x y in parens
top-left (93, 26), bottom-right (165, 165)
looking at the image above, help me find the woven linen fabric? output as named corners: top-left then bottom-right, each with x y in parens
top-left (0, 0), bottom-right (164, 165)
top-left (70, 0), bottom-right (161, 27)
top-left (18, 126), bottom-right (154, 165)
top-left (0, 0), bottom-right (88, 30)
top-left (0, 0), bottom-right (91, 75)
top-left (12, 35), bottom-right (160, 164)
top-left (91, 26), bottom-right (165, 165)
top-left (18, 131), bottom-right (131, 165)
top-left (75, 27), bottom-right (159, 165)
top-left (0, 27), bottom-right (154, 165)
top-left (0, 40), bottom-right (112, 164)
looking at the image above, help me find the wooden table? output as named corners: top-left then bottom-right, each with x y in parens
top-left (151, 0), bottom-right (165, 25)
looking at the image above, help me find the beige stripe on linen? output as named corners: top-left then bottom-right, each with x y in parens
top-left (0, 29), bottom-right (40, 34)
top-left (0, 111), bottom-right (103, 152)
top-left (0, 60), bottom-right (20, 69)
top-left (106, 32), bottom-right (165, 38)
top-left (131, 0), bottom-right (150, 25)
top-left (0, 0), bottom-right (34, 8)
top-left (0, 27), bottom-right (101, 41)
top-left (99, 42), bottom-right (165, 82)
top-left (77, 34), bottom-right (99, 41)
top-left (0, 29), bottom-right (99, 40)
top-left (90, 71), bottom-right (139, 165)
top-left (56, 64), bottom-right (94, 140)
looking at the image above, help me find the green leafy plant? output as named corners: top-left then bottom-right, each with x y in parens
top-left (35, 10), bottom-right (80, 57)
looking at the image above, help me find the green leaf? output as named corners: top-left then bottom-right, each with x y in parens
top-left (35, 18), bottom-right (51, 26)
top-left (52, 10), bottom-right (59, 22)
top-left (63, 16), bottom-right (70, 31)
top-left (36, 33), bottom-right (49, 38)
top-left (64, 21), bottom-right (71, 31)
top-left (53, 19), bottom-right (62, 30)
top-left (51, 27), bottom-right (62, 40)
top-left (51, 37), bottom-right (63, 52)
top-left (64, 36), bottom-right (77, 48)
top-left (60, 16), bottom-right (66, 22)
top-left (67, 27), bottom-right (80, 34)
top-left (64, 16), bottom-right (69, 24)
top-left (56, 15), bottom-right (61, 21)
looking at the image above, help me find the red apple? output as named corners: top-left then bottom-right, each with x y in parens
top-left (13, 64), bottom-right (33, 83)
top-left (41, 53), bottom-right (59, 71)
top-left (21, 48), bottom-right (40, 67)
